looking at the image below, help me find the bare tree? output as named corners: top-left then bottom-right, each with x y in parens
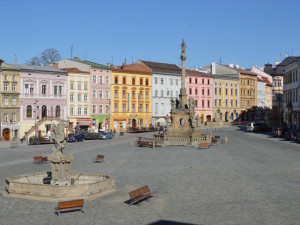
top-left (26, 56), bottom-right (41, 66)
top-left (40, 48), bottom-right (61, 65)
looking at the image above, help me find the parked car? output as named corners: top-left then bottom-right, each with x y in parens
top-left (99, 132), bottom-right (113, 140)
top-left (67, 133), bottom-right (84, 142)
top-left (253, 124), bottom-right (272, 132)
top-left (284, 130), bottom-right (296, 141)
top-left (83, 132), bottom-right (98, 140)
top-left (247, 122), bottom-right (263, 132)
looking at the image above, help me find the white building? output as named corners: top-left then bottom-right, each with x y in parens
top-left (137, 60), bottom-right (181, 126)
top-left (257, 76), bottom-right (266, 107)
top-left (282, 57), bottom-right (300, 129)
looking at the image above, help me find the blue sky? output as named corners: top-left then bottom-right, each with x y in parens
top-left (1, 0), bottom-right (299, 68)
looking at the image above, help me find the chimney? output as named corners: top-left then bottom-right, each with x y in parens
top-left (0, 58), bottom-right (4, 66)
top-left (229, 63), bottom-right (234, 68)
top-left (236, 64), bottom-right (239, 68)
top-left (52, 63), bottom-right (58, 68)
top-left (264, 63), bottom-right (273, 75)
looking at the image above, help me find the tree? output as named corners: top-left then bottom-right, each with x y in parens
top-left (40, 48), bottom-right (61, 65)
top-left (26, 56), bottom-right (41, 66)
top-left (26, 48), bottom-right (61, 66)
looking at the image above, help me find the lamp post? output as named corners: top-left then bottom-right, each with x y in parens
top-left (34, 99), bottom-right (39, 137)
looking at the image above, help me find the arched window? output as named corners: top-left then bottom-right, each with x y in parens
top-left (26, 105), bottom-right (32, 118)
top-left (55, 105), bottom-right (60, 118)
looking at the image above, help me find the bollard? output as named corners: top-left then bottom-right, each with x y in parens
top-left (71, 178), bottom-right (75, 185)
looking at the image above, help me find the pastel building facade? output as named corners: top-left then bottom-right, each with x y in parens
top-left (111, 63), bottom-right (152, 131)
top-left (137, 60), bottom-right (181, 126)
top-left (186, 70), bottom-right (214, 122)
top-left (257, 76), bottom-right (266, 108)
top-left (18, 65), bottom-right (67, 139)
top-left (0, 60), bottom-right (21, 140)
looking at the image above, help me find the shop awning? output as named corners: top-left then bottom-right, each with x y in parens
top-left (78, 121), bottom-right (90, 126)
top-left (156, 118), bottom-right (166, 123)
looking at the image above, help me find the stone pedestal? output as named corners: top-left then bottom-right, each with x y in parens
top-left (47, 152), bottom-right (73, 186)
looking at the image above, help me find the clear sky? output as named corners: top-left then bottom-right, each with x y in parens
top-left (1, 0), bottom-right (299, 69)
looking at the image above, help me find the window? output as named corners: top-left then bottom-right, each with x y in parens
top-left (161, 103), bottom-right (164, 114)
top-left (171, 91), bottom-right (173, 97)
top-left (114, 103), bottom-right (118, 112)
top-left (100, 76), bottom-right (103, 84)
top-left (114, 90), bottom-right (118, 97)
top-left (4, 75), bottom-right (7, 80)
top-left (189, 88), bottom-right (192, 95)
top-left (84, 94), bottom-right (88, 102)
top-left (146, 79), bottom-right (149, 86)
top-left (12, 98), bottom-right (16, 106)
top-left (4, 113), bottom-right (8, 122)
top-left (207, 89), bottom-right (210, 96)
top-left (93, 105), bottom-right (96, 114)
top-left (58, 86), bottom-right (62, 95)
top-left (161, 78), bottom-right (164, 84)
top-left (176, 91), bottom-right (178, 97)
top-left (219, 88), bottom-right (221, 95)
top-left (123, 90), bottom-right (126, 98)
top-left (146, 91), bottom-right (149, 99)
top-left (215, 99), bottom-right (217, 106)
top-left (12, 113), bottom-right (16, 122)
top-left (195, 78), bottom-right (197, 84)
top-left (215, 88), bottom-right (217, 95)
top-left (78, 82), bottom-right (81, 90)
top-left (236, 100), bottom-right (238, 106)
top-left (189, 78), bottom-right (192, 83)
top-left (25, 84), bottom-right (29, 93)
top-left (154, 77), bottom-right (157, 84)
top-left (139, 104), bottom-right (143, 112)
top-left (207, 100), bottom-right (210, 108)
top-left (106, 90), bottom-right (109, 99)
top-left (114, 77), bottom-right (118, 84)
top-left (55, 106), bottom-right (61, 117)
top-left (132, 78), bottom-right (135, 85)
top-left (155, 103), bottom-right (159, 114)
top-left (123, 77), bottom-right (126, 84)
top-left (93, 90), bottom-right (96, 99)
top-left (139, 91), bottom-right (143, 99)
top-left (195, 89), bottom-right (198, 95)
top-left (219, 99), bottom-right (221, 106)
top-left (4, 98), bottom-right (8, 106)
top-left (106, 105), bottom-right (109, 114)
top-left (140, 78), bottom-right (143, 85)
top-left (195, 100), bottom-right (198, 107)
top-left (231, 89), bottom-right (233, 95)
top-left (231, 100), bottom-right (233, 107)
top-left (106, 76), bottom-right (109, 84)
top-left (202, 100), bottom-right (204, 107)
top-left (99, 90), bottom-right (103, 99)
top-left (84, 83), bottom-right (88, 90)
top-left (123, 104), bottom-right (126, 112)
top-left (27, 105), bottom-right (32, 118)
top-left (176, 79), bottom-right (178, 85)
top-left (42, 85), bottom-right (46, 95)
top-left (202, 89), bottom-right (204, 95)
top-left (202, 79), bottom-right (204, 84)
top-left (4, 84), bottom-right (8, 91)
top-left (132, 104), bottom-right (135, 112)
top-left (12, 75), bottom-right (15, 81)
top-left (99, 105), bottom-right (103, 113)
top-left (84, 108), bottom-right (88, 115)
top-left (93, 75), bottom-right (97, 83)
top-left (208, 79), bottom-right (210, 85)
top-left (78, 108), bottom-right (82, 115)
top-left (70, 94), bottom-right (74, 102)
top-left (70, 82), bottom-right (74, 90)
top-left (12, 84), bottom-right (16, 91)
top-left (155, 90), bottom-right (158, 97)
top-left (132, 91), bottom-right (135, 99)
top-left (226, 88), bottom-right (228, 95)
top-left (70, 107), bottom-right (74, 116)
top-left (226, 100), bottom-right (228, 106)
top-left (54, 86), bottom-right (58, 95)
top-left (161, 90), bottom-right (163, 97)
top-left (78, 94), bottom-right (82, 102)
top-left (146, 104), bottom-right (149, 112)
top-left (170, 79), bottom-right (173, 85)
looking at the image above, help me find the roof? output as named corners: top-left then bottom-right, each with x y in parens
top-left (262, 77), bottom-right (272, 86)
top-left (186, 69), bottom-right (213, 77)
top-left (257, 77), bottom-right (265, 82)
top-left (113, 63), bottom-right (152, 74)
top-left (60, 67), bottom-right (90, 74)
top-left (1, 63), bottom-right (20, 71)
top-left (225, 65), bottom-right (257, 76)
top-left (271, 56), bottom-right (299, 75)
top-left (72, 60), bottom-right (110, 70)
top-left (212, 74), bottom-right (240, 81)
top-left (139, 60), bottom-right (181, 74)
top-left (13, 64), bottom-right (67, 73)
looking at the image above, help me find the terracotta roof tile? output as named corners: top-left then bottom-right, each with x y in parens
top-left (139, 60), bottom-right (181, 74)
top-left (225, 65), bottom-right (257, 76)
top-left (60, 67), bottom-right (90, 74)
top-left (113, 63), bottom-right (152, 74)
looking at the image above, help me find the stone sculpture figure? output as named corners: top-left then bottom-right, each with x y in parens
top-left (180, 39), bottom-right (187, 62)
top-left (51, 120), bottom-right (69, 153)
top-left (175, 98), bottom-right (179, 108)
top-left (195, 114), bottom-right (201, 127)
top-left (188, 98), bottom-right (195, 112)
top-left (170, 98), bottom-right (176, 112)
top-left (190, 112), bottom-right (196, 128)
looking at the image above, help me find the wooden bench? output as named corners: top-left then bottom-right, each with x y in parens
top-left (93, 155), bottom-right (105, 163)
top-left (129, 185), bottom-right (158, 206)
top-left (199, 142), bottom-right (210, 149)
top-left (33, 156), bottom-right (43, 164)
top-left (138, 141), bottom-right (154, 148)
top-left (55, 199), bottom-right (84, 216)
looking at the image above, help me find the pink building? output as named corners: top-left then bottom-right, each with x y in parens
top-left (186, 70), bottom-right (214, 122)
top-left (19, 65), bottom-right (67, 138)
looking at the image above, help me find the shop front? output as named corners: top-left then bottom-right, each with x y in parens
top-left (1, 122), bottom-right (20, 141)
top-left (76, 118), bottom-right (91, 131)
top-left (91, 115), bottom-right (110, 132)
top-left (113, 118), bottom-right (126, 132)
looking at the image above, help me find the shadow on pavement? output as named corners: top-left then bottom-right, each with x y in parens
top-left (148, 220), bottom-right (198, 225)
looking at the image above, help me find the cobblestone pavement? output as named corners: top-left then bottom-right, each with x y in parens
top-left (1, 127), bottom-right (300, 225)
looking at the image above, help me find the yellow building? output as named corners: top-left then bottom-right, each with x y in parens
top-left (213, 75), bottom-right (240, 122)
top-left (111, 64), bottom-right (152, 131)
top-left (61, 68), bottom-right (90, 132)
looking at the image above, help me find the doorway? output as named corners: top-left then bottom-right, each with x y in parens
top-left (2, 128), bottom-right (10, 141)
top-left (132, 119), bottom-right (137, 128)
top-left (42, 105), bottom-right (47, 119)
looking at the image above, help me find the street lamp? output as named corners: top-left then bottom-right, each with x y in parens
top-left (34, 99), bottom-right (39, 137)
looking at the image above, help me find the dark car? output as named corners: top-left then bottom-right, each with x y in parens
top-left (83, 132), bottom-right (98, 140)
top-left (67, 133), bottom-right (84, 142)
top-left (99, 132), bottom-right (113, 140)
top-left (253, 124), bottom-right (272, 132)
top-left (284, 130), bottom-right (295, 141)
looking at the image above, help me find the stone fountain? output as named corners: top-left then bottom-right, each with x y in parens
top-left (2, 121), bottom-right (115, 202)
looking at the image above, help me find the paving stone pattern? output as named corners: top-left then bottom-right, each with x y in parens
top-left (0, 127), bottom-right (300, 225)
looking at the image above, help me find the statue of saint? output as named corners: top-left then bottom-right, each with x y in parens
top-left (190, 112), bottom-right (196, 128)
top-left (195, 114), bottom-right (201, 127)
top-left (188, 98), bottom-right (195, 112)
top-left (170, 98), bottom-right (176, 112)
top-left (175, 98), bottom-right (179, 108)
top-left (51, 120), bottom-right (69, 153)
top-left (180, 39), bottom-right (187, 62)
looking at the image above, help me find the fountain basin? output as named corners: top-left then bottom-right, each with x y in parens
top-left (2, 172), bottom-right (115, 202)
